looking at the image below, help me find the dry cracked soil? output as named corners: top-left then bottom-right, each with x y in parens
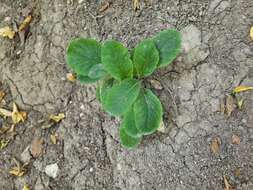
top-left (0, 0), bottom-right (253, 189)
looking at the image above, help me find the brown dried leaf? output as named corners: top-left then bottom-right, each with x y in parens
top-left (210, 137), bottom-right (221, 154)
top-left (66, 73), bottom-right (76, 82)
top-left (19, 15), bottom-right (32, 32)
top-left (9, 159), bottom-right (27, 177)
top-left (0, 26), bottom-right (15, 39)
top-left (133, 0), bottom-right (140, 11)
top-left (49, 113), bottom-right (65, 123)
top-left (231, 134), bottom-right (240, 145)
top-left (12, 103), bottom-right (27, 124)
top-left (99, 2), bottom-right (110, 13)
top-left (233, 86), bottom-right (253, 94)
top-left (224, 176), bottom-right (235, 190)
top-left (234, 168), bottom-right (240, 177)
top-left (30, 137), bottom-right (43, 158)
top-left (50, 133), bottom-right (58, 145)
top-left (226, 95), bottom-right (236, 117)
top-left (149, 79), bottom-right (163, 90)
top-left (0, 91), bottom-right (5, 103)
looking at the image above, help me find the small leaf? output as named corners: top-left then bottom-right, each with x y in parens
top-left (102, 40), bottom-right (133, 80)
top-left (50, 133), bottom-right (58, 144)
top-left (88, 64), bottom-right (107, 79)
top-left (233, 86), bottom-right (253, 94)
top-left (66, 73), bottom-right (76, 82)
top-left (19, 15), bottom-right (32, 32)
top-left (12, 103), bottom-right (27, 124)
top-left (210, 137), bottom-right (221, 154)
top-left (231, 134), bottom-right (240, 145)
top-left (225, 95), bottom-right (236, 117)
top-left (119, 126), bottom-right (141, 149)
top-left (0, 26), bottom-right (15, 39)
top-left (121, 107), bottom-right (142, 138)
top-left (134, 89), bottom-right (163, 135)
top-left (30, 137), bottom-right (44, 158)
top-left (22, 184), bottom-right (30, 190)
top-left (49, 113), bottom-right (65, 123)
top-left (153, 29), bottom-right (181, 67)
top-left (67, 38), bottom-right (101, 76)
top-left (133, 39), bottom-right (159, 77)
top-left (250, 26), bottom-right (253, 41)
top-left (97, 78), bottom-right (114, 104)
top-left (103, 79), bottom-right (141, 116)
top-left (77, 75), bottom-right (100, 84)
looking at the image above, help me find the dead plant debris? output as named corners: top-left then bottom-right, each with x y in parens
top-left (19, 15), bottom-right (32, 32)
top-left (250, 26), bottom-right (253, 41)
top-left (9, 158), bottom-right (28, 177)
top-left (49, 113), bottom-right (65, 123)
top-left (0, 91), bottom-right (5, 103)
top-left (12, 103), bottom-right (27, 124)
top-left (66, 73), bottom-right (76, 82)
top-left (30, 137), bottom-right (44, 158)
top-left (233, 86), bottom-right (253, 94)
top-left (225, 95), bottom-right (236, 117)
top-left (133, 0), bottom-right (140, 11)
top-left (99, 2), bottom-right (110, 13)
top-left (223, 176), bottom-right (235, 190)
top-left (210, 137), bottom-right (221, 154)
top-left (0, 26), bottom-right (16, 39)
top-left (22, 184), bottom-right (30, 190)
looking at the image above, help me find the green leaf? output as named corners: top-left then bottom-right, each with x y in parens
top-left (133, 39), bottom-right (159, 77)
top-left (103, 79), bottom-right (141, 116)
top-left (77, 75), bottom-right (99, 84)
top-left (67, 38), bottom-right (101, 76)
top-left (153, 29), bottom-right (181, 67)
top-left (121, 107), bottom-right (142, 138)
top-left (101, 40), bottom-right (133, 80)
top-left (88, 64), bottom-right (107, 79)
top-left (98, 78), bottom-right (115, 105)
top-left (134, 89), bottom-right (163, 135)
top-left (119, 126), bottom-right (141, 149)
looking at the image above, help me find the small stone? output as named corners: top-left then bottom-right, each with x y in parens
top-left (45, 163), bottom-right (59, 178)
top-left (149, 79), bottom-right (163, 90)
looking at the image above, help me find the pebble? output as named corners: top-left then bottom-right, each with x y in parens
top-left (45, 163), bottom-right (59, 178)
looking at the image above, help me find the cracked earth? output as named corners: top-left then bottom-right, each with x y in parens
top-left (0, 0), bottom-right (253, 189)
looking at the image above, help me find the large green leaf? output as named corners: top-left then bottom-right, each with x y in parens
top-left (121, 106), bottom-right (142, 138)
top-left (153, 29), bottom-right (181, 67)
top-left (77, 75), bottom-right (100, 84)
top-left (101, 40), bottom-right (133, 80)
top-left (103, 79), bottom-right (141, 116)
top-left (67, 38), bottom-right (101, 76)
top-left (134, 89), bottom-right (163, 135)
top-left (133, 39), bottom-right (159, 77)
top-left (119, 126), bottom-right (141, 149)
top-left (97, 78), bottom-right (115, 104)
top-left (88, 64), bottom-right (107, 79)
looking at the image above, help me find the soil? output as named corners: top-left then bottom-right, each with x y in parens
top-left (0, 0), bottom-right (253, 189)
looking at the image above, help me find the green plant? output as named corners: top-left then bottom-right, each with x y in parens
top-left (66, 29), bottom-right (181, 149)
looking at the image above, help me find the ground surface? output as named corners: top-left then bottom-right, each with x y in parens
top-left (0, 0), bottom-right (253, 189)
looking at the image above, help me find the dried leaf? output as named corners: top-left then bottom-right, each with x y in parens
top-left (250, 26), bottom-right (253, 41)
top-left (237, 99), bottom-right (244, 110)
top-left (210, 137), bottom-right (221, 154)
top-left (41, 122), bottom-right (54, 129)
top-left (9, 159), bottom-right (26, 177)
top-left (66, 73), bottom-right (76, 82)
top-left (226, 95), bottom-right (236, 117)
top-left (22, 184), bottom-right (30, 190)
top-left (234, 168), bottom-right (240, 177)
top-left (30, 137), bottom-right (43, 158)
top-left (149, 79), bottom-right (163, 90)
top-left (0, 26), bottom-right (15, 39)
top-left (224, 176), bottom-right (235, 190)
top-left (99, 2), bottom-right (110, 13)
top-left (231, 134), bottom-right (240, 145)
top-left (19, 15), bottom-right (32, 32)
top-left (133, 0), bottom-right (140, 10)
top-left (233, 86), bottom-right (253, 94)
top-left (0, 108), bottom-right (12, 117)
top-left (0, 139), bottom-right (10, 150)
top-left (50, 133), bottom-right (58, 144)
top-left (12, 103), bottom-right (27, 124)
top-left (0, 91), bottom-right (5, 103)
top-left (49, 113), bottom-right (65, 123)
